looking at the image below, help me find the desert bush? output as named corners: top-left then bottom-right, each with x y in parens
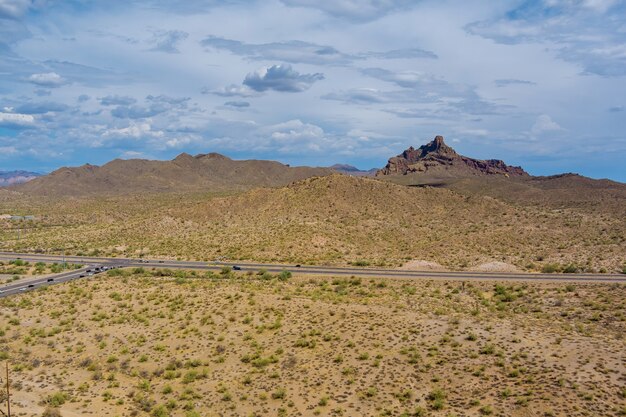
top-left (541, 264), bottom-right (561, 273)
top-left (428, 388), bottom-right (446, 410)
top-left (41, 407), bottom-right (62, 417)
top-left (46, 392), bottom-right (69, 407)
top-left (277, 270), bottom-right (292, 281)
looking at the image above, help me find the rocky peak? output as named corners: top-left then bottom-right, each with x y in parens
top-left (377, 135), bottom-right (528, 177)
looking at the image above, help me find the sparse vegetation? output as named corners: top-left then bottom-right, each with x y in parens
top-left (0, 270), bottom-right (623, 416)
top-left (1, 174), bottom-right (624, 272)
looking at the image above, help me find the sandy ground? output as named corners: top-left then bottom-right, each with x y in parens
top-left (399, 260), bottom-right (445, 270)
top-left (471, 261), bottom-right (523, 273)
top-left (0, 270), bottom-right (624, 417)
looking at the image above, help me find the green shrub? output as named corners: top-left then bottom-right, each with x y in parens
top-left (541, 263), bottom-right (561, 273)
top-left (278, 270), bottom-right (292, 281)
top-left (46, 392), bottom-right (69, 407)
top-left (271, 387), bottom-right (286, 399)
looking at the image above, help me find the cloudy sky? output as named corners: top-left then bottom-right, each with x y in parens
top-left (1, 0), bottom-right (625, 180)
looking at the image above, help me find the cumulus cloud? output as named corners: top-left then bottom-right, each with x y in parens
top-left (26, 72), bottom-right (67, 87)
top-left (531, 114), bottom-right (563, 135)
top-left (149, 30), bottom-right (189, 53)
top-left (119, 150), bottom-right (148, 159)
top-left (243, 64), bottom-right (324, 93)
top-left (0, 111), bottom-right (35, 128)
top-left (102, 122), bottom-right (164, 139)
top-left (261, 119), bottom-right (327, 153)
top-left (203, 84), bottom-right (258, 97)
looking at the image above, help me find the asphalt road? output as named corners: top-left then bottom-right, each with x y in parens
top-left (1, 252), bottom-right (624, 298)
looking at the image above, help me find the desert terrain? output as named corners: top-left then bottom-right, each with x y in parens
top-left (1, 174), bottom-right (625, 273)
top-left (1, 269), bottom-right (624, 416)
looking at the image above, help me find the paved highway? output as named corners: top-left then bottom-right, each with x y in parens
top-left (1, 252), bottom-right (624, 298)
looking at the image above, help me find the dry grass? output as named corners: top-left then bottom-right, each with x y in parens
top-left (0, 270), bottom-right (624, 416)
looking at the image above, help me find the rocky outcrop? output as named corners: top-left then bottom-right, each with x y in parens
top-left (377, 136), bottom-right (528, 177)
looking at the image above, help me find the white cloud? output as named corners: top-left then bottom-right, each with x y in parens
top-left (531, 115), bottom-right (563, 135)
top-left (243, 64), bottom-right (324, 93)
top-left (204, 84), bottom-right (258, 98)
top-left (119, 150), bottom-right (147, 159)
top-left (103, 122), bottom-right (164, 139)
top-left (0, 111), bottom-right (35, 127)
top-left (26, 72), bottom-right (67, 87)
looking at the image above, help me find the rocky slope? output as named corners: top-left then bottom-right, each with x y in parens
top-left (377, 136), bottom-right (528, 177)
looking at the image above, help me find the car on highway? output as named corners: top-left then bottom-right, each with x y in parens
top-left (27, 284), bottom-right (34, 288)
top-left (295, 264), bottom-right (301, 268)
top-left (47, 278), bottom-right (54, 282)
top-left (232, 266), bottom-right (242, 271)
top-left (79, 274), bottom-right (85, 278)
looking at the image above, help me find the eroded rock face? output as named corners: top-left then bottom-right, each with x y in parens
top-left (377, 136), bottom-right (528, 177)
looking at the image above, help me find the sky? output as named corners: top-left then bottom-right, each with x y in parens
top-left (0, 0), bottom-right (625, 181)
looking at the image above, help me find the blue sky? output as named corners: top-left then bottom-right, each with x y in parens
top-left (0, 0), bottom-right (625, 181)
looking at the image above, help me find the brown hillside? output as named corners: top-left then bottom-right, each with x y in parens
top-left (2, 175), bottom-right (624, 272)
top-left (14, 153), bottom-right (332, 196)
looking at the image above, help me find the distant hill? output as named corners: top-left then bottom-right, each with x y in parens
top-left (5, 174), bottom-right (624, 272)
top-left (377, 136), bottom-right (528, 177)
top-left (0, 170), bottom-right (41, 186)
top-left (14, 153), bottom-right (333, 196)
top-left (329, 164), bottom-right (377, 177)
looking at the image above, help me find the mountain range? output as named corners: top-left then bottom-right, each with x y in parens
top-left (0, 170), bottom-right (41, 186)
top-left (9, 135), bottom-right (623, 198)
top-left (2, 136), bottom-right (624, 272)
